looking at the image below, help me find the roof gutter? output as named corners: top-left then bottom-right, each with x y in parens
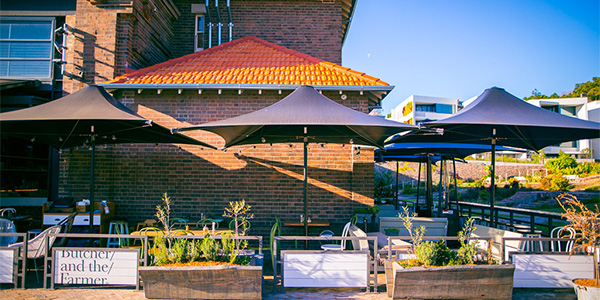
top-left (100, 83), bottom-right (394, 93)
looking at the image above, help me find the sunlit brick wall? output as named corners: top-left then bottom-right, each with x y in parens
top-left (59, 89), bottom-right (375, 236)
top-left (172, 0), bottom-right (343, 64)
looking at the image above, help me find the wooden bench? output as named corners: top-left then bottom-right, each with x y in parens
top-left (379, 217), bottom-right (448, 237)
top-left (470, 225), bottom-right (524, 261)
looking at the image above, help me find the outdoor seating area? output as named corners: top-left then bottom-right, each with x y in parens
top-left (1, 0), bottom-right (599, 298)
top-left (1, 206), bottom-right (590, 299)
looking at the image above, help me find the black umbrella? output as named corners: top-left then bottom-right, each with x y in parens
top-left (388, 87), bottom-right (600, 226)
top-left (0, 85), bottom-right (215, 233)
top-left (177, 85), bottom-right (416, 236)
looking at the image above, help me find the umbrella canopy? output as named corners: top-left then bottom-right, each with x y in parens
top-left (388, 87), bottom-right (600, 226)
top-left (388, 87), bottom-right (600, 150)
top-left (0, 85), bottom-right (213, 148)
top-left (180, 85), bottom-right (415, 148)
top-left (178, 85), bottom-right (416, 236)
top-left (378, 142), bottom-right (525, 159)
top-left (0, 85), bottom-right (214, 233)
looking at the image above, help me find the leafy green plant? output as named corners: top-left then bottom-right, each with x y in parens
top-left (457, 218), bottom-right (479, 265)
top-left (354, 206), bottom-right (380, 215)
top-left (398, 207), bottom-right (424, 252)
top-left (384, 227), bottom-right (400, 236)
top-left (545, 151), bottom-right (577, 171)
top-left (150, 193), bottom-right (252, 266)
top-left (199, 234), bottom-right (220, 262)
top-left (398, 217), bottom-right (493, 267)
top-left (374, 168), bottom-right (395, 198)
top-left (414, 241), bottom-right (437, 266)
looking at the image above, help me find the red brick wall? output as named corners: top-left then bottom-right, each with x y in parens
top-left (64, 0), bottom-right (179, 94)
top-left (172, 0), bottom-right (343, 64)
top-left (59, 89), bottom-right (375, 236)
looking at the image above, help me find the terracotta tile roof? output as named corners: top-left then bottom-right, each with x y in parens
top-left (107, 36), bottom-right (388, 87)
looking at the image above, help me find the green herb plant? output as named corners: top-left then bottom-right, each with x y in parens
top-left (150, 193), bottom-right (252, 266)
top-left (397, 212), bottom-right (495, 267)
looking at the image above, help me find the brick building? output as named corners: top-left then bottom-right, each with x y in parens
top-left (2, 0), bottom-right (395, 236)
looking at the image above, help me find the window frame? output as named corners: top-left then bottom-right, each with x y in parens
top-left (194, 14), bottom-right (205, 52)
top-left (0, 16), bottom-right (56, 81)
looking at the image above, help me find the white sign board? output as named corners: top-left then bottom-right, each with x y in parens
top-left (283, 251), bottom-right (369, 288)
top-left (0, 248), bottom-right (15, 283)
top-left (513, 254), bottom-right (594, 288)
top-left (54, 248), bottom-right (138, 285)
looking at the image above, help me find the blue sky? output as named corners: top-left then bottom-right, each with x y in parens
top-left (342, 0), bottom-right (600, 114)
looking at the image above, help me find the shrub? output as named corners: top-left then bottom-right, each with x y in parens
top-left (415, 241), bottom-right (437, 266)
top-left (545, 151), bottom-right (577, 172)
top-left (539, 174), bottom-right (571, 191)
top-left (462, 189), bottom-right (479, 201)
top-left (398, 213), bottom-right (492, 267)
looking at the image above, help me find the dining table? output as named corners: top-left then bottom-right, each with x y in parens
top-left (130, 228), bottom-right (232, 237)
top-left (283, 219), bottom-right (330, 227)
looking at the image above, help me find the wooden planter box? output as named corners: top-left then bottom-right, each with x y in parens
top-left (139, 258), bottom-right (263, 300)
top-left (388, 261), bottom-right (515, 300)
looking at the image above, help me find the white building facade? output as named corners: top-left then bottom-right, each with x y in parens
top-left (389, 95), bottom-right (459, 125)
top-left (528, 97), bottom-right (598, 159)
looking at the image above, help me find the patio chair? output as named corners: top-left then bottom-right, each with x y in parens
top-left (0, 208), bottom-right (17, 218)
top-left (53, 212), bottom-right (77, 248)
top-left (0, 218), bottom-right (17, 246)
top-left (348, 224), bottom-right (369, 251)
top-left (9, 225), bottom-right (61, 282)
top-left (321, 222), bottom-right (351, 251)
top-left (170, 218), bottom-right (187, 228)
top-left (136, 219), bottom-right (158, 231)
top-left (196, 219), bottom-right (218, 230)
top-left (550, 226), bottom-right (576, 252)
top-left (270, 217), bottom-right (282, 284)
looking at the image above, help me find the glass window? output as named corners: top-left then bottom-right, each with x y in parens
top-left (560, 106), bottom-right (576, 117)
top-left (543, 105), bottom-right (559, 113)
top-left (195, 15), bottom-right (205, 52)
top-left (0, 17), bottom-right (54, 79)
top-left (435, 104), bottom-right (454, 114)
top-left (416, 104), bottom-right (435, 112)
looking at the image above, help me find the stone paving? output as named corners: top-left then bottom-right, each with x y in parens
top-left (0, 287), bottom-right (578, 300)
top-left (0, 274), bottom-right (577, 300)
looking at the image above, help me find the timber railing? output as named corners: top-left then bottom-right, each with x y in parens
top-left (456, 201), bottom-right (566, 236)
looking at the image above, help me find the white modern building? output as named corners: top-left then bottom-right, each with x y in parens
top-left (528, 97), bottom-right (598, 159)
top-left (586, 100), bottom-right (600, 161)
top-left (389, 95), bottom-right (459, 125)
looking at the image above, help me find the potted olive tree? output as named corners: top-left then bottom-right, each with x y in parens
top-left (386, 207), bottom-right (515, 300)
top-left (557, 193), bottom-right (600, 299)
top-left (138, 193), bottom-right (263, 300)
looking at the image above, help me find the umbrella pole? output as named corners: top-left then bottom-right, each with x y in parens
top-left (438, 159), bottom-right (443, 217)
top-left (490, 129), bottom-right (497, 227)
top-left (426, 154), bottom-right (433, 217)
top-left (303, 127), bottom-right (308, 242)
top-left (89, 140), bottom-right (95, 235)
top-left (416, 162), bottom-right (421, 212)
top-left (453, 158), bottom-right (458, 208)
top-left (395, 161), bottom-right (399, 210)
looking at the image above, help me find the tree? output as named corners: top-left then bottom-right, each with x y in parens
top-left (566, 77), bottom-right (600, 100)
top-left (524, 77), bottom-right (600, 101)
